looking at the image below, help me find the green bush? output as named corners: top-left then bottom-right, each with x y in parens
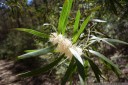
top-left (16, 0), bottom-right (128, 84)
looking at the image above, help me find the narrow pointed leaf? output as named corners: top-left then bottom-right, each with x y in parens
top-left (16, 28), bottom-right (49, 38)
top-left (84, 55), bottom-right (102, 82)
top-left (75, 57), bottom-right (86, 81)
top-left (18, 54), bottom-right (64, 77)
top-left (62, 17), bottom-right (69, 34)
top-left (69, 48), bottom-right (84, 65)
top-left (109, 64), bottom-right (120, 77)
top-left (69, 48), bottom-right (85, 81)
top-left (61, 58), bottom-right (76, 85)
top-left (73, 15), bottom-right (91, 43)
top-left (101, 39), bottom-right (116, 48)
top-left (24, 49), bottom-right (37, 53)
top-left (58, 0), bottom-right (73, 34)
top-left (104, 38), bottom-right (128, 45)
top-left (91, 35), bottom-right (116, 48)
top-left (79, 75), bottom-right (85, 85)
top-left (92, 19), bottom-right (107, 23)
top-left (58, 0), bottom-right (68, 33)
top-left (89, 50), bottom-right (121, 75)
top-left (18, 46), bottom-right (55, 59)
top-left (62, 0), bottom-right (73, 35)
top-left (73, 10), bottom-right (81, 35)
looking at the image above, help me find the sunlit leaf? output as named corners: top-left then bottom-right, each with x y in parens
top-left (43, 23), bottom-right (50, 26)
top-left (16, 28), bottom-right (49, 38)
top-left (73, 15), bottom-right (91, 43)
top-left (73, 10), bottom-right (81, 35)
top-left (63, 17), bottom-right (69, 35)
top-left (18, 54), bottom-right (64, 77)
top-left (58, 0), bottom-right (68, 33)
top-left (69, 48), bottom-right (85, 81)
top-left (69, 48), bottom-right (84, 65)
top-left (24, 49), bottom-right (37, 53)
top-left (58, 0), bottom-right (73, 34)
top-left (92, 19), bottom-right (107, 23)
top-left (18, 45), bottom-right (55, 59)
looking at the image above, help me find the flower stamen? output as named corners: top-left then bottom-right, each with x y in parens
top-left (49, 33), bottom-right (82, 59)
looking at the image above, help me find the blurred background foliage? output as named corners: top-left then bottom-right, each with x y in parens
top-left (0, 0), bottom-right (128, 58)
top-left (0, 0), bottom-right (128, 83)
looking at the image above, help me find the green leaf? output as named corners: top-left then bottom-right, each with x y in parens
top-left (79, 75), bottom-right (85, 85)
top-left (61, 58), bottom-right (76, 85)
top-left (101, 39), bottom-right (116, 48)
top-left (73, 10), bottom-right (81, 35)
top-left (69, 48), bottom-right (84, 65)
top-left (75, 57), bottom-right (86, 81)
top-left (69, 48), bottom-right (85, 81)
top-left (73, 15), bottom-right (91, 43)
top-left (89, 50), bottom-right (121, 75)
top-left (58, 0), bottom-right (73, 34)
top-left (104, 38), bottom-right (128, 45)
top-left (62, 17), bottom-right (69, 35)
top-left (84, 55), bottom-right (102, 82)
top-left (91, 35), bottom-right (116, 48)
top-left (16, 28), bottom-right (49, 38)
top-left (58, 0), bottom-right (68, 33)
top-left (18, 46), bottom-right (55, 59)
top-left (109, 64), bottom-right (120, 77)
top-left (24, 50), bottom-right (37, 53)
top-left (18, 54), bottom-right (64, 77)
top-left (92, 19), bottom-right (107, 23)
top-left (91, 36), bottom-right (128, 47)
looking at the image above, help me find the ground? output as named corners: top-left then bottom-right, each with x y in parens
top-left (0, 60), bottom-right (59, 85)
top-left (0, 50), bottom-right (128, 85)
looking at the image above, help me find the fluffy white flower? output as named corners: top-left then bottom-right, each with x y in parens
top-left (49, 33), bottom-right (82, 59)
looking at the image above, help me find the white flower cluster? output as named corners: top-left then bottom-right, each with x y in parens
top-left (49, 33), bottom-right (82, 59)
